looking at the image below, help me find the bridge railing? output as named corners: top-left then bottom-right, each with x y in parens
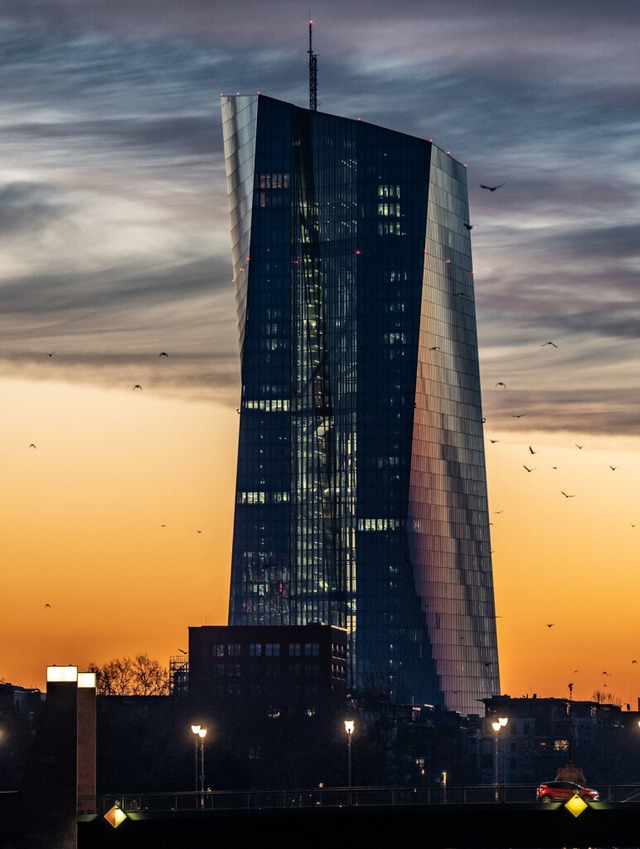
top-left (79, 783), bottom-right (640, 816)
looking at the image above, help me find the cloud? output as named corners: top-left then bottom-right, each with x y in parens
top-left (0, 0), bottom-right (639, 435)
top-left (0, 181), bottom-right (69, 237)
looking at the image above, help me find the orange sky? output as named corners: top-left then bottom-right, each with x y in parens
top-left (2, 1), bottom-right (640, 712)
top-left (4, 374), bottom-right (640, 708)
top-left (2, 377), bottom-right (236, 691)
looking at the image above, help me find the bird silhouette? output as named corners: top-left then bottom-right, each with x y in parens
top-left (429, 346), bottom-right (440, 350)
top-left (480, 183), bottom-right (505, 191)
top-left (46, 351), bottom-right (55, 357)
top-left (464, 223), bottom-right (473, 230)
top-left (179, 648), bottom-right (187, 654)
top-left (44, 603), bottom-right (51, 609)
top-left (575, 444), bottom-right (583, 449)
top-left (159, 352), bottom-right (169, 357)
top-left (496, 382), bottom-right (507, 388)
top-left (511, 414), bottom-right (526, 418)
top-left (610, 465), bottom-right (617, 470)
top-left (523, 465), bottom-right (535, 472)
top-left (546, 624), bottom-right (554, 628)
top-left (29, 443), bottom-right (36, 449)
top-left (529, 446), bottom-right (537, 454)
top-left (561, 491), bottom-right (575, 498)
top-left (541, 341), bottom-right (558, 348)
top-left (133, 384), bottom-right (142, 390)
top-left (490, 439), bottom-right (499, 443)
top-left (632, 660), bottom-right (638, 664)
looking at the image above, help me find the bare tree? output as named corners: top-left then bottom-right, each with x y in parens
top-left (591, 689), bottom-right (622, 706)
top-left (89, 653), bottom-right (170, 696)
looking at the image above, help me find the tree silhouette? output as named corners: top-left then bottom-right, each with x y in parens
top-left (89, 653), bottom-right (169, 696)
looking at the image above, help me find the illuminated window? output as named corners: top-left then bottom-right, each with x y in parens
top-left (258, 173), bottom-right (290, 189)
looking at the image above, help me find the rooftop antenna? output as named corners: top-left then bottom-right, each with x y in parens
top-left (308, 15), bottom-right (318, 111)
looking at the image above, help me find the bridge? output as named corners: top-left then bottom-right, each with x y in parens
top-left (5, 784), bottom-right (640, 847)
top-left (73, 785), bottom-right (640, 848)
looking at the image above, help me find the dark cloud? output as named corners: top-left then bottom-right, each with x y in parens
top-left (0, 0), bottom-right (639, 433)
top-left (0, 181), bottom-right (69, 236)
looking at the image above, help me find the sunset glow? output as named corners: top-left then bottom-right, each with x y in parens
top-left (2, 0), bottom-right (639, 708)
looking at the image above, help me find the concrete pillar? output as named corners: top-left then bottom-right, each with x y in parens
top-left (77, 672), bottom-right (97, 812)
top-left (16, 666), bottom-right (97, 849)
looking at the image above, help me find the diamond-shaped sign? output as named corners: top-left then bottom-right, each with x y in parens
top-left (565, 794), bottom-right (588, 818)
top-left (104, 805), bottom-right (127, 828)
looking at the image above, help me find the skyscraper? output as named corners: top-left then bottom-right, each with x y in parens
top-left (221, 93), bottom-right (500, 716)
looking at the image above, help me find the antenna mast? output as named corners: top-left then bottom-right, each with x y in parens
top-left (308, 17), bottom-right (318, 111)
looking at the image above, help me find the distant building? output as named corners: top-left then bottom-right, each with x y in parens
top-left (481, 694), bottom-right (636, 787)
top-left (188, 623), bottom-right (346, 708)
top-left (0, 682), bottom-right (44, 790)
top-left (221, 93), bottom-right (500, 715)
top-left (188, 623), bottom-right (348, 787)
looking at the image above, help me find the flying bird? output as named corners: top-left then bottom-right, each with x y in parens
top-left (133, 384), bottom-right (142, 390)
top-left (464, 223), bottom-right (473, 230)
top-left (179, 648), bottom-right (187, 654)
top-left (480, 183), bottom-right (505, 191)
top-left (575, 444), bottom-right (583, 449)
top-left (546, 624), bottom-right (554, 628)
top-left (541, 341), bottom-right (558, 348)
top-left (528, 446), bottom-right (537, 454)
top-left (29, 443), bottom-right (36, 449)
top-left (495, 382), bottom-right (507, 388)
top-left (490, 439), bottom-right (499, 443)
top-left (46, 351), bottom-right (55, 357)
top-left (523, 465), bottom-right (535, 472)
top-left (44, 603), bottom-right (51, 609)
top-left (610, 465), bottom-right (617, 470)
top-left (632, 660), bottom-right (638, 664)
top-left (511, 414), bottom-right (526, 418)
top-left (159, 352), bottom-right (169, 357)
top-left (561, 491), bottom-right (575, 498)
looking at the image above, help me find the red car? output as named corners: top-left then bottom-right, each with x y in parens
top-left (536, 780), bottom-right (599, 803)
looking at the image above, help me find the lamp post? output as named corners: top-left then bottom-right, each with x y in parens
top-left (491, 717), bottom-right (508, 802)
top-left (198, 728), bottom-right (207, 804)
top-left (344, 719), bottom-right (355, 802)
top-left (191, 724), bottom-right (207, 809)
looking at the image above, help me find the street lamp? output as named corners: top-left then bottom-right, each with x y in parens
top-left (191, 724), bottom-right (207, 808)
top-left (344, 719), bottom-right (355, 798)
top-left (491, 717), bottom-right (508, 802)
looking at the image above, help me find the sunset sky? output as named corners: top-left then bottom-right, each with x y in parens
top-left (2, 0), bottom-right (640, 707)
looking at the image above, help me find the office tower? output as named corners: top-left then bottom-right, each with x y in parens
top-left (221, 93), bottom-right (499, 716)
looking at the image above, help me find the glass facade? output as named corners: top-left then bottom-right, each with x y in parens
top-left (221, 94), bottom-right (499, 715)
